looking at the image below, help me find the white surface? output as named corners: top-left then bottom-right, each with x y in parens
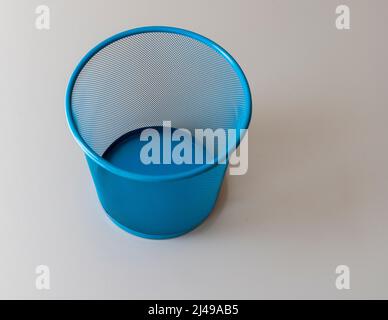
top-left (1, 0), bottom-right (388, 299)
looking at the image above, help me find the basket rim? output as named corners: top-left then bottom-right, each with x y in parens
top-left (65, 26), bottom-right (252, 182)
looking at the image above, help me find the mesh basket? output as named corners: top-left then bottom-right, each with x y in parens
top-left (66, 26), bottom-right (251, 239)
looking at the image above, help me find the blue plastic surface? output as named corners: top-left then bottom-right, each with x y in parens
top-left (65, 26), bottom-right (251, 239)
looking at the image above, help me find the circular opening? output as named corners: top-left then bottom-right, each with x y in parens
top-left (65, 26), bottom-right (251, 182)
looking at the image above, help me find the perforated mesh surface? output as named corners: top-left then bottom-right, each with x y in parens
top-left (71, 31), bottom-right (249, 156)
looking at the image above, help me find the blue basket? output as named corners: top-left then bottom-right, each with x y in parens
top-left (65, 26), bottom-right (251, 239)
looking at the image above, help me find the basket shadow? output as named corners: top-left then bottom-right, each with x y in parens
top-left (184, 100), bottom-right (369, 240)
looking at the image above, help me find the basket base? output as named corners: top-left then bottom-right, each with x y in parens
top-left (105, 213), bottom-right (199, 240)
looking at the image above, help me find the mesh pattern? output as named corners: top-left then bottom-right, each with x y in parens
top-left (71, 31), bottom-right (248, 156)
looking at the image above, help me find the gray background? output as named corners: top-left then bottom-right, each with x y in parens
top-left (1, 0), bottom-right (388, 299)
